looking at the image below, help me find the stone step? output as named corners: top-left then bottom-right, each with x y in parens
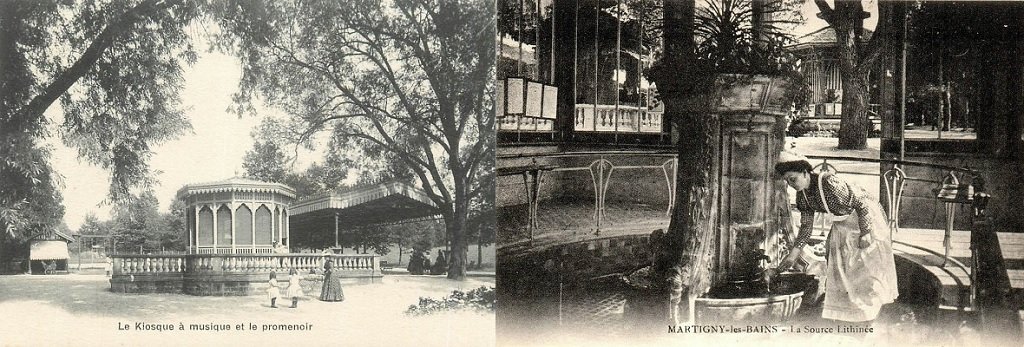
top-left (891, 229), bottom-right (974, 310)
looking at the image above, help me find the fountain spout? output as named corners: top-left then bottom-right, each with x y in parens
top-left (753, 249), bottom-right (772, 291)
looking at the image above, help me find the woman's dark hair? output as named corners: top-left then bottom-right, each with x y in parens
top-left (269, 271), bottom-right (277, 279)
top-left (774, 160), bottom-right (813, 175)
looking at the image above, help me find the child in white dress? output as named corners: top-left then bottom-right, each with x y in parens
top-left (267, 272), bottom-right (280, 308)
top-left (287, 268), bottom-right (304, 308)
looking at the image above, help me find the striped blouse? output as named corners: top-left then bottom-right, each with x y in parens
top-left (792, 173), bottom-right (876, 247)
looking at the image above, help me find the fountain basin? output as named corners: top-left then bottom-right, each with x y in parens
top-left (694, 273), bottom-right (816, 324)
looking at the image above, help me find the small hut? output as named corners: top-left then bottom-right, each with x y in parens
top-left (29, 231), bottom-right (74, 275)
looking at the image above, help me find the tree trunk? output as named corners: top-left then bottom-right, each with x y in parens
top-left (944, 82), bottom-right (953, 131)
top-left (838, 75), bottom-right (870, 149)
top-left (653, 0), bottom-right (721, 325)
top-left (446, 188), bottom-right (470, 280)
top-left (398, 243), bottom-right (403, 266)
top-left (477, 239), bottom-right (482, 270)
top-left (446, 212), bottom-right (469, 280)
top-left (817, 0), bottom-right (893, 150)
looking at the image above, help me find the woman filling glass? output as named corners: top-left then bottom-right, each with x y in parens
top-left (767, 150), bottom-right (899, 323)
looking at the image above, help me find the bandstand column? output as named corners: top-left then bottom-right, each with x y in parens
top-left (251, 203), bottom-right (257, 252)
top-left (211, 204), bottom-right (217, 253)
top-left (230, 203), bottom-right (237, 253)
top-left (272, 206), bottom-right (278, 245)
top-left (280, 206), bottom-right (286, 245)
top-left (191, 205), bottom-right (198, 254)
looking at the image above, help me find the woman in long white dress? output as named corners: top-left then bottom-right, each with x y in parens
top-left (768, 151), bottom-right (899, 323)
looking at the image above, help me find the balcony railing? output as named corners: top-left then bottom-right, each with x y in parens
top-left (574, 104), bottom-right (663, 133)
top-left (193, 246), bottom-right (277, 254)
top-left (498, 115), bottom-right (555, 132)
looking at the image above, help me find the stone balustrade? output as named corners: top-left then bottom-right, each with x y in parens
top-left (110, 253), bottom-right (380, 295)
top-left (574, 104), bottom-right (663, 133)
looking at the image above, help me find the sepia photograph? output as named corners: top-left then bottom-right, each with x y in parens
top-left (496, 0), bottom-right (1023, 346)
top-left (0, 0), bottom-right (495, 346)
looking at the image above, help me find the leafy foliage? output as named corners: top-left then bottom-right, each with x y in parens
top-left (242, 140), bottom-right (290, 183)
top-left (693, 0), bottom-right (802, 74)
top-left (215, 0), bottom-right (495, 279)
top-left (1, 0), bottom-right (200, 246)
top-left (404, 286), bottom-right (496, 316)
top-left (108, 191), bottom-right (185, 253)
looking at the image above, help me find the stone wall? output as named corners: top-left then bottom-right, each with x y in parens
top-left (111, 272), bottom-right (380, 296)
top-left (498, 234), bottom-right (653, 296)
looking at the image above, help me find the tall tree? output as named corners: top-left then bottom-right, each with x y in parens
top-left (241, 140), bottom-right (290, 183)
top-left (813, 0), bottom-right (896, 149)
top-left (216, 0), bottom-right (495, 280)
top-left (1, 0), bottom-right (199, 245)
top-left (110, 190), bottom-right (162, 253)
top-left (651, 0), bottom-right (801, 324)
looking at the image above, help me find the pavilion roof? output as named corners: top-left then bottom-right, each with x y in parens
top-left (289, 181), bottom-right (441, 247)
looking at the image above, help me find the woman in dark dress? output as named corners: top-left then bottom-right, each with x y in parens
top-left (319, 258), bottom-right (345, 302)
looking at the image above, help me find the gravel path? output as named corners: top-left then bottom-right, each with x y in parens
top-left (0, 274), bottom-right (495, 347)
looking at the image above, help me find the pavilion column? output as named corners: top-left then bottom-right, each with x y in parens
top-left (334, 212), bottom-right (340, 249)
top-left (230, 203), bottom-right (236, 253)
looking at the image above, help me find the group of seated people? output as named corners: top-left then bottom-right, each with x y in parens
top-left (407, 250), bottom-right (448, 275)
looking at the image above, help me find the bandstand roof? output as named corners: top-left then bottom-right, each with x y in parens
top-left (289, 181), bottom-right (441, 235)
top-left (175, 177), bottom-right (296, 200)
top-left (787, 27), bottom-right (874, 52)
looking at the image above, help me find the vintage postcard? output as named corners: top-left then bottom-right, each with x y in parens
top-left (495, 0), bottom-right (1022, 346)
top-left (0, 0), bottom-right (495, 346)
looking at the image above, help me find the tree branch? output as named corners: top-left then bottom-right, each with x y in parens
top-left (857, 0), bottom-right (895, 75)
top-left (812, 0), bottom-right (835, 24)
top-left (21, 0), bottom-right (173, 121)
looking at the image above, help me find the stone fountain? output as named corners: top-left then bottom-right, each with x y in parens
top-left (495, 75), bottom-right (815, 338)
top-left (691, 74), bottom-right (814, 324)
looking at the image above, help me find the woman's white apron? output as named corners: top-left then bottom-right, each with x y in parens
top-left (816, 174), bottom-right (899, 322)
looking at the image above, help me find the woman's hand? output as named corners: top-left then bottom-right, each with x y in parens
top-left (858, 232), bottom-right (873, 249)
top-left (762, 268), bottom-right (779, 283)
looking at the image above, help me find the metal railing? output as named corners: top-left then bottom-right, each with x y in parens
top-left (499, 150), bottom-right (988, 311)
